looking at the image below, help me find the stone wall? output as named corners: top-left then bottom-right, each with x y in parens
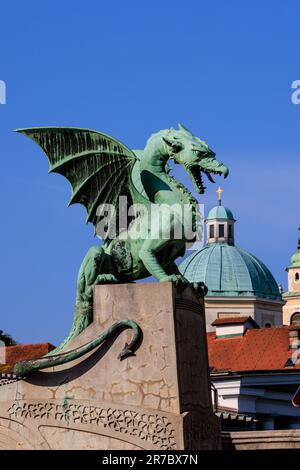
top-left (0, 282), bottom-right (220, 450)
top-left (223, 430), bottom-right (300, 450)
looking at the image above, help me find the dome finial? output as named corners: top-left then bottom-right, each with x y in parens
top-left (216, 186), bottom-right (223, 206)
top-left (289, 228), bottom-right (300, 267)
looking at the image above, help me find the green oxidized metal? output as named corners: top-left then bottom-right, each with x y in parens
top-left (206, 205), bottom-right (235, 221)
top-left (179, 203), bottom-right (281, 300)
top-left (13, 320), bottom-right (142, 377)
top-left (16, 124), bottom-right (228, 366)
top-left (290, 249), bottom-right (300, 268)
top-left (179, 242), bottom-right (282, 299)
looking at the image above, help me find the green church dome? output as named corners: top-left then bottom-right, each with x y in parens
top-left (206, 205), bottom-right (235, 221)
top-left (291, 249), bottom-right (300, 268)
top-left (179, 243), bottom-right (281, 300)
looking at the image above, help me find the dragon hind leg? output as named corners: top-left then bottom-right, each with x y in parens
top-left (51, 246), bottom-right (119, 354)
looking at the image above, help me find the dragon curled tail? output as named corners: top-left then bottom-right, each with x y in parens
top-left (13, 320), bottom-right (142, 377)
top-left (13, 125), bottom-right (228, 377)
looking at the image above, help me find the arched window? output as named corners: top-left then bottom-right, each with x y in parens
top-left (295, 272), bottom-right (300, 282)
top-left (290, 312), bottom-right (300, 326)
top-left (264, 322), bottom-right (272, 328)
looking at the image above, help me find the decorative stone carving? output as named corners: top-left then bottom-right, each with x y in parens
top-left (8, 401), bottom-right (177, 450)
top-left (0, 283), bottom-right (221, 449)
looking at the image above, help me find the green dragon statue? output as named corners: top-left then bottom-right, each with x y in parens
top-left (14, 124), bottom-right (228, 376)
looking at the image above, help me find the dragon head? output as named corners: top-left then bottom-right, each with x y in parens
top-left (163, 124), bottom-right (229, 194)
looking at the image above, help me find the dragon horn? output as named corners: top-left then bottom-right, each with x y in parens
top-left (178, 123), bottom-right (193, 136)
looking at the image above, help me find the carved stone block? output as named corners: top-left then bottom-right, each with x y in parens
top-left (0, 282), bottom-right (221, 449)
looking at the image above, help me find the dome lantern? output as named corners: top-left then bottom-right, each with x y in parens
top-left (283, 229), bottom-right (300, 326)
top-left (179, 195), bottom-right (283, 330)
top-left (205, 187), bottom-right (236, 245)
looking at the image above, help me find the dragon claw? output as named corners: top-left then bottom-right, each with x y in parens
top-left (192, 282), bottom-right (208, 298)
top-left (95, 274), bottom-right (118, 285)
top-left (162, 276), bottom-right (207, 298)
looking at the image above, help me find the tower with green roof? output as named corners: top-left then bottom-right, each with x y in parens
top-left (179, 188), bottom-right (284, 331)
top-left (283, 231), bottom-right (300, 326)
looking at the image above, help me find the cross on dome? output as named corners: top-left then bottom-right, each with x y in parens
top-left (216, 186), bottom-right (223, 206)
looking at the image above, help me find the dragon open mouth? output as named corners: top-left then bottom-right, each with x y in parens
top-left (189, 166), bottom-right (228, 194)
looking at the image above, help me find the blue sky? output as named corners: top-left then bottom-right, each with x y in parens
top-left (0, 0), bottom-right (299, 345)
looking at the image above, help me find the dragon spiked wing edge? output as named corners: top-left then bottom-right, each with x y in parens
top-left (16, 127), bottom-right (138, 236)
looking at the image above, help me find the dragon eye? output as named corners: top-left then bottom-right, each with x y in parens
top-left (174, 143), bottom-right (184, 151)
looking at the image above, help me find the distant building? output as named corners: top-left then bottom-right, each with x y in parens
top-left (0, 342), bottom-right (54, 383)
top-left (207, 316), bottom-right (300, 432)
top-left (178, 189), bottom-right (300, 445)
top-left (283, 234), bottom-right (300, 326)
top-left (179, 189), bottom-right (284, 330)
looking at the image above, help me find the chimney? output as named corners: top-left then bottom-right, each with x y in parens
top-left (212, 316), bottom-right (259, 339)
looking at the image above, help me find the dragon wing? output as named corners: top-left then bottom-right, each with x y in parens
top-left (17, 127), bottom-right (139, 237)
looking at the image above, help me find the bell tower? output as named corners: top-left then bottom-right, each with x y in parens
top-left (288, 233), bottom-right (300, 292)
top-left (283, 230), bottom-right (300, 325)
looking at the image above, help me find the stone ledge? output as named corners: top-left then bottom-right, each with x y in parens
top-left (228, 429), bottom-right (300, 450)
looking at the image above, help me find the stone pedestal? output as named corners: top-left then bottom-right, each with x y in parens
top-left (0, 282), bottom-right (221, 450)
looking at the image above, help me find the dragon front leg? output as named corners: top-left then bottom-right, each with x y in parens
top-left (139, 241), bottom-right (186, 286)
top-left (164, 261), bottom-right (208, 297)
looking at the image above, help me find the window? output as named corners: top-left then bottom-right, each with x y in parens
top-left (228, 225), bottom-right (233, 238)
top-left (209, 225), bottom-right (214, 238)
top-left (291, 312), bottom-right (300, 326)
top-left (264, 322), bottom-right (272, 328)
top-left (218, 224), bottom-right (225, 237)
top-left (295, 272), bottom-right (300, 282)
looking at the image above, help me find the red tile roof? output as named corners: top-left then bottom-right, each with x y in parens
top-left (0, 343), bottom-right (55, 373)
top-left (211, 316), bottom-right (258, 327)
top-left (207, 326), bottom-right (300, 372)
